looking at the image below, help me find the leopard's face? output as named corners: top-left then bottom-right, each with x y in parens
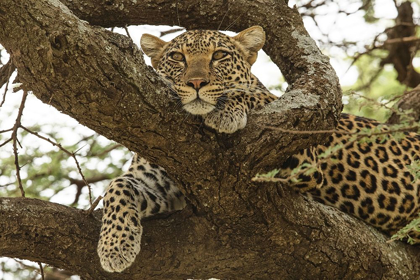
top-left (157, 30), bottom-right (256, 115)
top-left (140, 27), bottom-right (276, 130)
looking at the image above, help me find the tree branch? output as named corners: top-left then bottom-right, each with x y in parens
top-left (0, 58), bottom-right (16, 90)
top-left (1, 196), bottom-right (419, 279)
top-left (387, 84), bottom-right (420, 125)
top-left (381, 2), bottom-right (420, 87)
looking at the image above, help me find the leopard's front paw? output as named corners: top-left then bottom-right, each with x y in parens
top-left (98, 223), bottom-right (143, 273)
top-left (204, 109), bottom-right (247, 134)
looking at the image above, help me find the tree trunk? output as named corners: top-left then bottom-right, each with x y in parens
top-left (381, 1), bottom-right (420, 88)
top-left (0, 0), bottom-right (419, 279)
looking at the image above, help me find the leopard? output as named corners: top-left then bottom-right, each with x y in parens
top-left (97, 26), bottom-right (420, 273)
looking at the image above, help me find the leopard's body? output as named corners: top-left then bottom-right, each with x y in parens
top-left (281, 114), bottom-right (420, 235)
top-left (97, 26), bottom-right (420, 273)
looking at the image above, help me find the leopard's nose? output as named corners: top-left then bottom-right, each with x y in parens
top-left (186, 79), bottom-right (209, 90)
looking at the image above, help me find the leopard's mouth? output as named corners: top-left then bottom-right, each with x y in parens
top-left (183, 99), bottom-right (215, 115)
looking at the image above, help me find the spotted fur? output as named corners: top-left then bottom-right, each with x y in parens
top-left (98, 26), bottom-right (420, 273)
top-left (97, 155), bottom-right (185, 272)
top-left (280, 114), bottom-right (420, 236)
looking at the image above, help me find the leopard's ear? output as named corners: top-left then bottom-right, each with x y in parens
top-left (140, 34), bottom-right (167, 69)
top-left (232, 26), bottom-right (265, 65)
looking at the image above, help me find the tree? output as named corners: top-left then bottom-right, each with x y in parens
top-left (0, 0), bottom-right (419, 279)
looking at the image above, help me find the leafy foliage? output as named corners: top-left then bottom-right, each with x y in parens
top-left (391, 214), bottom-right (420, 244)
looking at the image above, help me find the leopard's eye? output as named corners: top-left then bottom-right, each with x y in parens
top-left (212, 50), bottom-right (229, 61)
top-left (169, 52), bottom-right (185, 62)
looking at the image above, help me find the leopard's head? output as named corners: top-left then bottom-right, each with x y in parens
top-left (140, 26), bottom-right (267, 116)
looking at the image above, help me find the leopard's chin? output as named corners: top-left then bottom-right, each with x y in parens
top-left (183, 99), bottom-right (215, 115)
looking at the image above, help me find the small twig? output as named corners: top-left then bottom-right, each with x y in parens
top-left (69, 175), bottom-right (109, 205)
top-left (217, 1), bottom-right (230, 30)
top-left (73, 154), bottom-right (93, 205)
top-left (224, 7), bottom-right (249, 31)
top-left (160, 28), bottom-right (184, 37)
top-left (47, 92), bottom-right (54, 104)
top-left (384, 36), bottom-right (420, 45)
top-left (74, 134), bottom-right (96, 146)
top-left (345, 90), bottom-right (400, 114)
top-left (124, 25), bottom-right (132, 40)
top-left (89, 143), bottom-right (122, 157)
top-left (12, 91), bottom-right (28, 197)
top-left (264, 123), bottom-right (419, 137)
top-left (0, 182), bottom-right (16, 188)
top-left (85, 195), bottom-right (103, 216)
top-left (0, 137), bottom-right (12, 148)
top-left (0, 59), bottom-right (17, 108)
top-left (1, 76), bottom-right (9, 108)
top-left (175, 0), bottom-right (181, 27)
top-left (347, 22), bottom-right (416, 71)
top-left (38, 262), bottom-right (45, 280)
top-left (253, 134), bottom-right (355, 184)
top-left (0, 128), bottom-right (13, 134)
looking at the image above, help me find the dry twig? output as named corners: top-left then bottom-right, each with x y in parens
top-left (85, 195), bottom-right (103, 215)
top-left (0, 59), bottom-right (15, 108)
top-left (38, 262), bottom-right (45, 280)
top-left (11, 91), bottom-right (28, 197)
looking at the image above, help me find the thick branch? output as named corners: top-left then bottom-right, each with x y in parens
top-left (388, 84), bottom-right (420, 125)
top-left (1, 196), bottom-right (419, 279)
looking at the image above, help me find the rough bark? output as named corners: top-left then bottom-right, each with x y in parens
top-left (388, 84), bottom-right (420, 125)
top-left (0, 0), bottom-right (419, 279)
top-left (2, 196), bottom-right (420, 280)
